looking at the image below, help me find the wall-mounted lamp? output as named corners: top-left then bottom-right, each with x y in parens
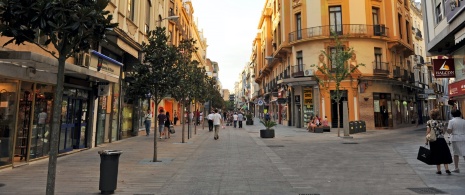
top-left (364, 97), bottom-right (369, 101)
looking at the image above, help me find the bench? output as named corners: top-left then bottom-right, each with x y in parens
top-left (315, 126), bottom-right (331, 133)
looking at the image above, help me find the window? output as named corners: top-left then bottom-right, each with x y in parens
top-left (329, 6), bottom-right (342, 35)
top-left (297, 51), bottom-right (303, 71)
top-left (128, 0), bottom-right (135, 21)
top-left (372, 7), bottom-right (379, 25)
top-left (398, 14), bottom-right (402, 39)
top-left (406, 21), bottom-right (410, 43)
top-left (296, 13), bottom-right (302, 39)
top-left (374, 48), bottom-right (382, 69)
top-left (435, 0), bottom-right (443, 24)
top-left (145, 0), bottom-right (151, 34)
top-left (330, 47), bottom-right (337, 69)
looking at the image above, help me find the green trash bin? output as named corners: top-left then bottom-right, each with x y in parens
top-left (99, 150), bottom-right (123, 194)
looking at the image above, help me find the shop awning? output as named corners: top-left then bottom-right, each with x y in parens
top-left (0, 51), bottom-right (119, 83)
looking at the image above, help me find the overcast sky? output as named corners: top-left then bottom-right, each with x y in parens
top-left (192, 0), bottom-right (264, 92)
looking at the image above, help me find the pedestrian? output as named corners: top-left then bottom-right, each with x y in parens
top-left (163, 112), bottom-right (171, 139)
top-left (233, 112), bottom-right (238, 128)
top-left (173, 111), bottom-right (178, 125)
top-left (199, 111), bottom-right (203, 125)
top-left (314, 114), bottom-right (321, 127)
top-left (189, 111), bottom-right (194, 124)
top-left (447, 109), bottom-right (465, 173)
top-left (144, 109), bottom-right (152, 136)
top-left (264, 113), bottom-right (270, 121)
top-left (307, 116), bottom-right (317, 132)
top-left (158, 109), bottom-right (166, 139)
top-left (426, 109), bottom-right (453, 175)
top-left (207, 111), bottom-right (214, 132)
top-left (322, 116), bottom-right (329, 127)
top-left (212, 109), bottom-right (223, 140)
top-left (238, 112), bottom-right (244, 128)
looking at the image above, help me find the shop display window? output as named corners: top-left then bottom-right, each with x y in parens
top-left (0, 79), bottom-right (18, 166)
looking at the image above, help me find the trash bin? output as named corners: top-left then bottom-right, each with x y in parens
top-left (99, 150), bottom-right (122, 194)
top-left (349, 121), bottom-right (355, 134)
top-left (360, 121), bottom-right (366, 132)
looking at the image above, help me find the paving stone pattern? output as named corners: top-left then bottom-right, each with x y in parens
top-left (0, 120), bottom-right (464, 195)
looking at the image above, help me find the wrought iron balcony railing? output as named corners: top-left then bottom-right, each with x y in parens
top-left (373, 62), bottom-right (389, 75)
top-left (289, 24), bottom-right (389, 43)
top-left (292, 64), bottom-right (305, 78)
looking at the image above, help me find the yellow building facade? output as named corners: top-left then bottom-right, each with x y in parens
top-left (253, 0), bottom-right (422, 130)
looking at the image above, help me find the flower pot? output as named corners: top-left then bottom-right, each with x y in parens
top-left (260, 129), bottom-right (275, 138)
top-left (246, 120), bottom-right (254, 125)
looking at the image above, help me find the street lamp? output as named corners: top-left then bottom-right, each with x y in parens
top-left (156, 15), bottom-right (179, 24)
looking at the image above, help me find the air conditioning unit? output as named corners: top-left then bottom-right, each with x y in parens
top-left (75, 52), bottom-right (90, 67)
top-left (304, 69), bottom-right (314, 76)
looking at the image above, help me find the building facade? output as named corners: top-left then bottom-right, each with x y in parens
top-left (423, 0), bottom-right (465, 117)
top-left (251, 0), bottom-right (427, 130)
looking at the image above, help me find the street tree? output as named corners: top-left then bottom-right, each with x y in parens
top-left (125, 27), bottom-right (178, 162)
top-left (170, 38), bottom-right (197, 143)
top-left (0, 0), bottom-right (116, 194)
top-left (312, 32), bottom-right (364, 137)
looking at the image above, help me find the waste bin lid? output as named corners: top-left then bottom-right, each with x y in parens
top-left (98, 150), bottom-right (122, 155)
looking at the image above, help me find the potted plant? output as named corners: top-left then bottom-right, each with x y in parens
top-left (259, 120), bottom-right (277, 138)
top-left (245, 113), bottom-right (253, 125)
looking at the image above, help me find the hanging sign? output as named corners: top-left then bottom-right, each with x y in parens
top-left (433, 59), bottom-right (455, 78)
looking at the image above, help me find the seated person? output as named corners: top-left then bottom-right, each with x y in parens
top-left (307, 116), bottom-right (317, 132)
top-left (322, 116), bottom-right (329, 127)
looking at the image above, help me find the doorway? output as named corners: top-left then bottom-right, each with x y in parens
top-left (60, 97), bottom-right (87, 153)
top-left (330, 90), bottom-right (347, 128)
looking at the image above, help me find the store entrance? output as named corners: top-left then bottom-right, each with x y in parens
top-left (330, 90), bottom-right (347, 128)
top-left (60, 97), bottom-right (87, 153)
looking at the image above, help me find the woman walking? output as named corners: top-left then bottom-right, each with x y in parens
top-left (426, 109), bottom-right (453, 174)
top-left (164, 112), bottom-right (171, 139)
top-left (144, 109), bottom-right (152, 136)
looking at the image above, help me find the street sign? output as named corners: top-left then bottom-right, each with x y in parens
top-left (424, 89), bottom-right (434, 94)
top-left (257, 99), bottom-right (264, 106)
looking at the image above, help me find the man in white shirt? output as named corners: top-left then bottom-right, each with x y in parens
top-left (233, 112), bottom-right (238, 128)
top-left (207, 111), bottom-right (214, 132)
top-left (447, 109), bottom-right (465, 173)
top-left (212, 109), bottom-right (223, 140)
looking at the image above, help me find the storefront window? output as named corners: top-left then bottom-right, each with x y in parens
top-left (139, 99), bottom-right (149, 128)
top-left (303, 87), bottom-right (314, 124)
top-left (374, 93), bottom-right (391, 127)
top-left (96, 96), bottom-right (107, 145)
top-left (111, 83), bottom-right (119, 141)
top-left (0, 79), bottom-right (18, 166)
top-left (30, 84), bottom-right (53, 159)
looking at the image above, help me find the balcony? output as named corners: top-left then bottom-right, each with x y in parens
top-left (373, 62), bottom-right (389, 75)
top-left (393, 66), bottom-right (401, 78)
top-left (292, 64), bottom-right (305, 78)
top-left (409, 73), bottom-right (415, 83)
top-left (402, 70), bottom-right (409, 81)
top-left (414, 28), bottom-right (423, 40)
top-left (289, 24), bottom-right (389, 43)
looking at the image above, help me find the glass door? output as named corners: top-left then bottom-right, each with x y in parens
top-left (14, 82), bottom-right (34, 165)
top-left (0, 79), bottom-right (18, 166)
top-left (72, 99), bottom-right (87, 149)
top-left (60, 96), bottom-right (74, 153)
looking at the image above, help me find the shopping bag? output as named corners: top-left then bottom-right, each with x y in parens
top-left (169, 125), bottom-right (175, 134)
top-left (417, 146), bottom-right (432, 165)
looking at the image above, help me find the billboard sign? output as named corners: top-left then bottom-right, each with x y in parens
top-left (432, 59), bottom-right (455, 78)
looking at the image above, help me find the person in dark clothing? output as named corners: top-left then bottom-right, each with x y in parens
top-left (426, 109), bottom-right (453, 175)
top-left (265, 113), bottom-right (270, 121)
top-left (207, 111), bottom-right (214, 132)
top-left (163, 112), bottom-right (171, 139)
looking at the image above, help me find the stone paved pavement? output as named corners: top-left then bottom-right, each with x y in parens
top-left (0, 119), bottom-right (464, 195)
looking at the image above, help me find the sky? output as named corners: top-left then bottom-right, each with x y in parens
top-left (191, 0), bottom-right (265, 92)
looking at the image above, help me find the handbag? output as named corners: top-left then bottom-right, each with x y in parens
top-left (169, 125), bottom-right (175, 134)
top-left (417, 145), bottom-right (432, 165)
top-left (426, 129), bottom-right (437, 142)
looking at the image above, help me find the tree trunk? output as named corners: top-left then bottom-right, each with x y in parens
top-left (194, 101), bottom-right (197, 135)
top-left (337, 101), bottom-right (340, 137)
top-left (153, 100), bottom-right (159, 162)
top-left (181, 103), bottom-right (185, 143)
top-left (46, 56), bottom-right (66, 195)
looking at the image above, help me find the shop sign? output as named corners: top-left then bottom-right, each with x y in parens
top-left (90, 51), bottom-right (122, 77)
top-left (424, 89), bottom-right (435, 94)
top-left (432, 59), bottom-right (455, 78)
top-left (428, 95), bottom-right (437, 100)
top-left (448, 79), bottom-right (465, 97)
top-left (295, 95), bottom-right (301, 104)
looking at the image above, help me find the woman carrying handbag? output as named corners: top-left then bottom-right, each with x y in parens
top-left (426, 109), bottom-right (453, 175)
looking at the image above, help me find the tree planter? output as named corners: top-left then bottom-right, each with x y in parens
top-left (246, 120), bottom-right (254, 125)
top-left (260, 129), bottom-right (275, 138)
